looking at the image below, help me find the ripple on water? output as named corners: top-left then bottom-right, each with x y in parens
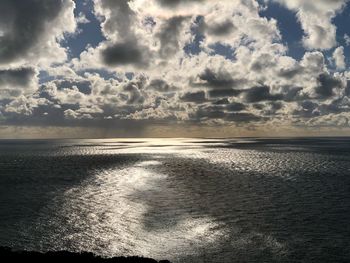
top-left (0, 138), bottom-right (350, 262)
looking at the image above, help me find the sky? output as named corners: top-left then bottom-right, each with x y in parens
top-left (2, 0), bottom-right (350, 138)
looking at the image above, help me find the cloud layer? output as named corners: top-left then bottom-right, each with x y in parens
top-left (1, 0), bottom-right (350, 137)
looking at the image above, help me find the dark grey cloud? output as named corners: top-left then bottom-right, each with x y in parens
top-left (341, 80), bottom-right (350, 104)
top-left (157, 0), bottom-right (204, 7)
top-left (301, 100), bottom-right (318, 111)
top-left (181, 91), bottom-right (207, 103)
top-left (2, 106), bottom-right (153, 133)
top-left (147, 79), bottom-right (178, 93)
top-left (101, 42), bottom-right (149, 67)
top-left (198, 68), bottom-right (243, 89)
top-left (250, 56), bottom-right (276, 72)
top-left (156, 16), bottom-right (188, 58)
top-left (278, 66), bottom-right (304, 79)
top-left (0, 0), bottom-right (66, 64)
top-left (197, 16), bottom-right (236, 37)
top-left (191, 103), bottom-right (262, 123)
top-left (206, 20), bottom-right (236, 36)
top-left (0, 68), bottom-right (36, 87)
top-left (293, 100), bottom-right (320, 118)
top-left (208, 89), bottom-right (241, 98)
top-left (346, 81), bottom-right (350, 97)
top-left (315, 73), bottom-right (342, 99)
top-left (252, 103), bottom-right (264, 110)
top-left (98, 4), bottom-right (188, 68)
top-left (212, 98), bottom-right (230, 105)
top-left (269, 101), bottom-right (283, 111)
top-left (254, 102), bottom-right (283, 116)
top-left (98, 0), bottom-right (135, 37)
top-left (123, 80), bottom-right (146, 105)
top-left (243, 86), bottom-right (283, 103)
top-left (225, 102), bottom-right (246, 112)
top-left (318, 99), bottom-right (346, 114)
top-left (280, 86), bottom-right (304, 102)
top-left (0, 68), bottom-right (36, 99)
top-left (97, 0), bottom-right (151, 68)
top-left (293, 97), bottom-right (350, 120)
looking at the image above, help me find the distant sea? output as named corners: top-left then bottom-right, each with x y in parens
top-left (0, 138), bottom-right (349, 262)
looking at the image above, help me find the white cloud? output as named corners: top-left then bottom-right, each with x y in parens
top-left (345, 34), bottom-right (350, 46)
top-left (333, 46), bottom-right (346, 70)
top-left (272, 0), bottom-right (347, 50)
top-left (2, 0), bottom-right (350, 133)
top-left (76, 12), bottom-right (90, 24)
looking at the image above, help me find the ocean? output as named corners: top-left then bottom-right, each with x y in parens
top-left (0, 138), bottom-right (349, 262)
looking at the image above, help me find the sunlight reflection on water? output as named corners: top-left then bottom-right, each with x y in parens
top-left (54, 159), bottom-right (227, 260)
top-left (1, 138), bottom-right (350, 262)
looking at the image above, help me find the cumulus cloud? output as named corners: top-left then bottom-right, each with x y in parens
top-left (0, 0), bottom-right (76, 67)
top-left (0, 0), bottom-right (77, 108)
top-left (333, 46), bottom-right (346, 70)
top-left (272, 0), bottom-right (347, 50)
top-left (345, 34), bottom-right (350, 46)
top-left (2, 0), bottom-right (350, 135)
top-left (0, 68), bottom-right (36, 88)
top-left (0, 68), bottom-right (37, 99)
top-left (156, 16), bottom-right (190, 58)
top-left (314, 74), bottom-right (343, 99)
top-left (156, 0), bottom-right (204, 7)
top-left (96, 0), bottom-right (153, 68)
top-left (101, 42), bottom-right (150, 68)
top-left (243, 86), bottom-right (283, 103)
top-left (76, 12), bottom-right (90, 24)
top-left (181, 91), bottom-right (207, 103)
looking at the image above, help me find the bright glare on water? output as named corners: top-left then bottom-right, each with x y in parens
top-left (0, 138), bottom-right (350, 262)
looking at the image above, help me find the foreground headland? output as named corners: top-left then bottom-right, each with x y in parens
top-left (0, 247), bottom-right (171, 263)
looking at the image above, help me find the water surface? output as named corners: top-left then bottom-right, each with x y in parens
top-left (0, 138), bottom-right (349, 262)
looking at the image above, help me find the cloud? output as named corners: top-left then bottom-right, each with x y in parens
top-left (224, 112), bottom-right (263, 123)
top-left (272, 0), bottom-right (347, 50)
top-left (101, 42), bottom-right (150, 67)
top-left (226, 102), bottom-right (246, 112)
top-left (243, 86), bottom-right (283, 103)
top-left (0, 0), bottom-right (76, 67)
top-left (156, 0), bottom-right (204, 7)
top-left (0, 0), bottom-right (76, 104)
top-left (3, 0), bottom-right (350, 136)
top-left (146, 79), bottom-right (178, 93)
top-left (4, 95), bottom-right (51, 116)
top-left (76, 12), bottom-right (90, 24)
top-left (344, 34), bottom-right (350, 46)
top-left (333, 46), bottom-right (346, 70)
top-left (0, 68), bottom-right (36, 88)
top-left (202, 18), bottom-right (236, 37)
top-left (156, 16), bottom-right (190, 58)
top-left (89, 0), bottom-right (155, 69)
top-left (208, 89), bottom-right (241, 98)
top-left (314, 74), bottom-right (343, 99)
top-left (181, 91), bottom-right (207, 103)
top-left (0, 68), bottom-right (37, 99)
top-left (196, 68), bottom-right (243, 89)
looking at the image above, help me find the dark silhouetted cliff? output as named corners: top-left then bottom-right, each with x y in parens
top-left (0, 247), bottom-right (171, 263)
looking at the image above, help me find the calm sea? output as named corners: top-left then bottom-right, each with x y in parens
top-left (0, 138), bottom-right (349, 262)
